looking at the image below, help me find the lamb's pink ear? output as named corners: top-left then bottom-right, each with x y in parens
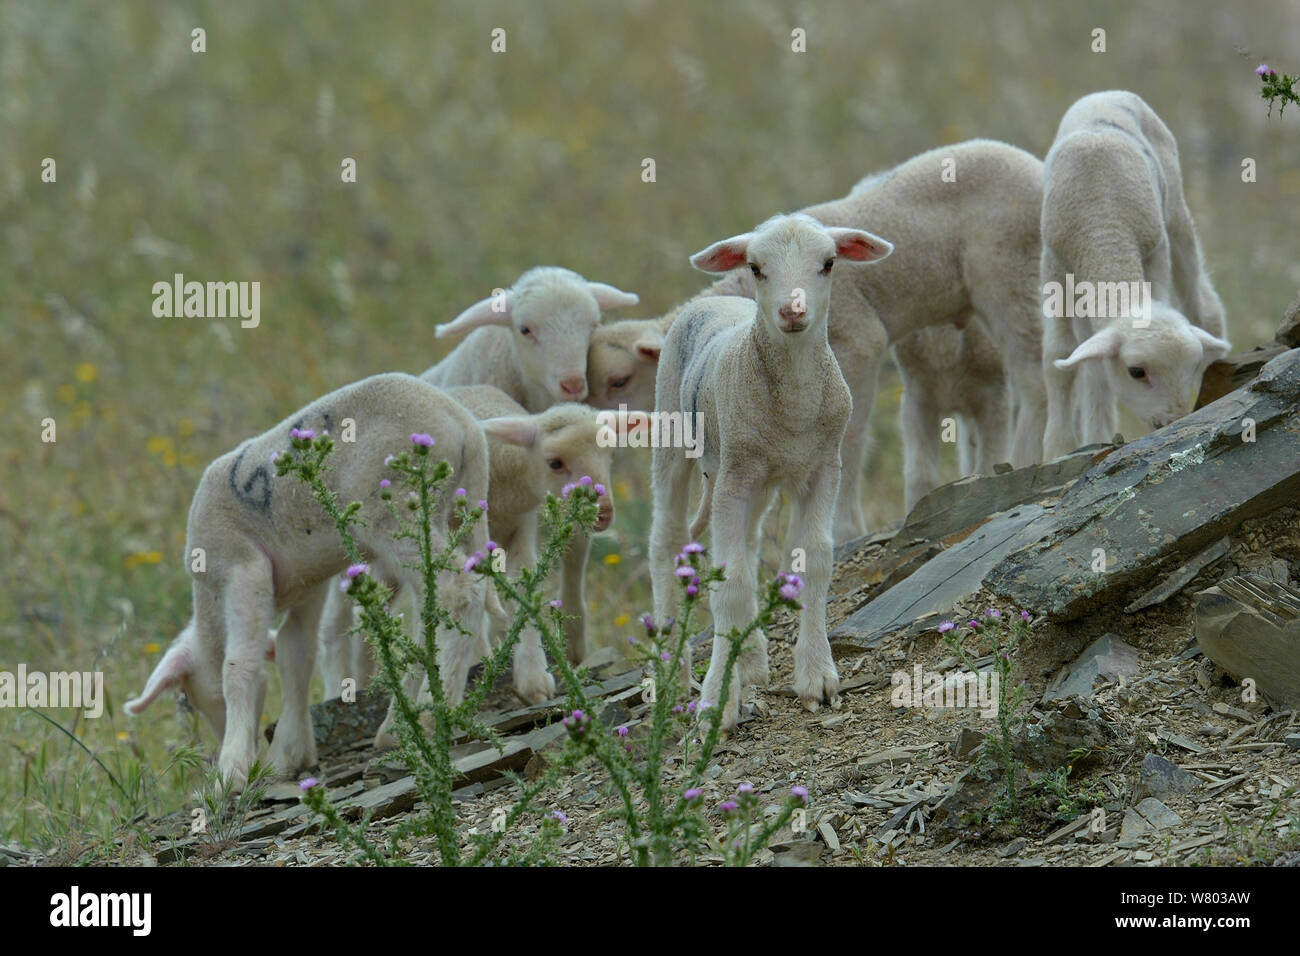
top-left (124, 640), bottom-right (194, 715)
top-left (690, 234), bottom-right (753, 274)
top-left (481, 416), bottom-right (538, 449)
top-left (435, 293), bottom-right (513, 339)
top-left (1054, 325), bottom-right (1124, 369)
top-left (587, 283), bottom-right (640, 310)
top-left (828, 228), bottom-right (893, 263)
top-left (1193, 326), bottom-right (1232, 362)
top-left (265, 629), bottom-right (277, 661)
top-left (633, 329), bottom-right (663, 364)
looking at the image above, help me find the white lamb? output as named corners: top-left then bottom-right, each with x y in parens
top-left (598, 140), bottom-right (1047, 542)
top-left (893, 321), bottom-right (1011, 514)
top-left (124, 374), bottom-right (491, 789)
top-left (1041, 90), bottom-right (1231, 459)
top-left (423, 267), bottom-right (640, 411)
top-left (649, 213), bottom-right (893, 731)
top-left (586, 317), bottom-right (667, 410)
top-left (318, 386), bottom-right (632, 706)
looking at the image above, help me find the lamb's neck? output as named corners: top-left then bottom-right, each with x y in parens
top-left (749, 314), bottom-right (834, 386)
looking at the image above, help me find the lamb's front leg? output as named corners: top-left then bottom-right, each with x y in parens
top-left (789, 462), bottom-right (841, 712)
top-left (513, 516), bottom-right (556, 704)
top-left (699, 468), bottom-right (762, 732)
top-left (266, 580), bottom-right (327, 776)
top-left (218, 558), bottom-right (276, 790)
top-left (558, 527), bottom-right (591, 666)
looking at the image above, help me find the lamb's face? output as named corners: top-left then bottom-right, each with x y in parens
top-left (1059, 306), bottom-right (1232, 430)
top-left (689, 213), bottom-right (892, 337)
top-left (746, 220), bottom-right (841, 336)
top-left (586, 319), bottom-right (664, 411)
top-left (511, 286), bottom-right (603, 404)
top-left (538, 412), bottom-right (618, 531)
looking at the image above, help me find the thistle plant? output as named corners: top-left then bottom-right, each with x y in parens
top-left (277, 429), bottom-right (592, 865)
top-left (1257, 63), bottom-right (1299, 117)
top-left (941, 608), bottom-right (1031, 822)
top-left (279, 430), bottom-right (806, 866)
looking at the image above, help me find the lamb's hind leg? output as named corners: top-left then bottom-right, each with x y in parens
top-left (649, 448), bottom-right (695, 690)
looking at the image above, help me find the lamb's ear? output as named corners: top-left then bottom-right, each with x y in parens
top-left (828, 228), bottom-right (894, 263)
top-left (587, 283), bottom-right (640, 310)
top-left (1192, 326), bottom-right (1232, 362)
top-left (124, 639), bottom-right (194, 715)
top-left (480, 416), bottom-right (538, 449)
top-left (435, 293), bottom-right (513, 339)
top-left (633, 329), bottom-right (664, 364)
top-left (690, 234), bottom-right (753, 274)
top-left (1054, 325), bottom-right (1124, 369)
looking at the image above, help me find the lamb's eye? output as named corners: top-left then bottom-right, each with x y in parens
top-left (520, 326), bottom-right (532, 337)
top-left (548, 458), bottom-right (564, 471)
top-left (749, 263), bottom-right (764, 280)
top-left (1127, 366), bottom-right (1147, 380)
top-left (821, 258), bottom-right (835, 275)
top-left (609, 377), bottom-right (629, 390)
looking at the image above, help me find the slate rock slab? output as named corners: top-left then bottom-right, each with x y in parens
top-left (988, 349), bottom-right (1300, 621)
top-left (1044, 633), bottom-right (1141, 701)
top-left (1133, 752), bottom-right (1200, 802)
top-left (1195, 573), bottom-right (1300, 708)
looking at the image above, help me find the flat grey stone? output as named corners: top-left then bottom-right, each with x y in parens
top-left (1195, 574), bottom-right (1300, 708)
top-left (1044, 633), bottom-right (1142, 701)
top-left (1133, 752), bottom-right (1200, 802)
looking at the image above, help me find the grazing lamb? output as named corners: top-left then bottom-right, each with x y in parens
top-left (125, 374), bottom-right (491, 788)
top-left (612, 140), bottom-right (1047, 541)
top-left (423, 267), bottom-right (640, 412)
top-left (1041, 90), bottom-right (1231, 459)
top-left (649, 213), bottom-right (893, 731)
top-left (893, 321), bottom-right (1011, 514)
top-left (319, 385), bottom-right (634, 705)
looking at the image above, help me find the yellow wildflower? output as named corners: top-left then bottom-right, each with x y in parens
top-left (603, 553), bottom-right (621, 566)
top-left (75, 362), bottom-right (97, 383)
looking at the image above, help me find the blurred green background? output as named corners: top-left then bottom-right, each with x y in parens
top-left (2, 0), bottom-right (1297, 851)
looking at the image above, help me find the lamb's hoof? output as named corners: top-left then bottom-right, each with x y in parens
top-left (266, 738), bottom-right (316, 777)
top-left (514, 671), bottom-right (556, 706)
top-left (801, 697), bottom-right (821, 714)
top-left (793, 663), bottom-right (840, 714)
top-left (373, 728), bottom-right (398, 751)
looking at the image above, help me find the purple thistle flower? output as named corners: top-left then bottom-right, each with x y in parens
top-left (616, 725), bottom-right (628, 737)
top-left (641, 613), bottom-right (655, 633)
top-left (672, 704), bottom-right (684, 714)
top-left (736, 782), bottom-right (754, 795)
top-left (628, 636), bottom-right (636, 645)
top-left (938, 620), bottom-right (955, 633)
top-left (379, 478), bottom-right (391, 489)
top-left (660, 651), bottom-right (671, 661)
top-left (687, 700), bottom-right (698, 714)
top-left (549, 599), bottom-right (562, 609)
top-left (1021, 609), bottom-right (1031, 621)
top-left (682, 542), bottom-right (705, 555)
top-left (463, 551), bottom-right (484, 574)
top-left (684, 788), bottom-right (702, 801)
top-left (986, 608), bottom-right (1001, 619)
top-left (299, 777), bottom-right (318, 791)
top-left (779, 582), bottom-right (799, 601)
top-left (594, 483), bottom-right (607, 496)
top-left (270, 451), bottom-right (280, 464)
top-left (410, 432), bottom-right (435, 447)
top-left (579, 475), bottom-right (593, 487)
top-left (549, 810), bottom-right (567, 824)
top-left (346, 563), bottom-right (369, 579)
top-left (1257, 63), bottom-right (1271, 77)
top-left (719, 800), bottom-right (740, 814)
top-left (455, 487), bottom-right (466, 497)
top-left (338, 579), bottom-right (350, 593)
top-left (675, 566), bottom-right (694, 579)
top-left (968, 620), bottom-right (979, 629)
top-left (686, 584), bottom-right (698, 597)
top-left (561, 482), bottom-right (576, 498)
top-left (477, 499), bottom-right (489, 511)
top-left (486, 540), bottom-right (498, 552)
top-left (384, 454), bottom-right (395, 466)
top-left (290, 427), bottom-right (315, 441)
top-left (791, 785), bottom-right (808, 803)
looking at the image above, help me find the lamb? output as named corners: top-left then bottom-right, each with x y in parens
top-left (318, 385), bottom-right (632, 706)
top-left (603, 140), bottom-right (1047, 542)
top-left (423, 267), bottom-right (640, 412)
top-left (649, 213), bottom-right (893, 731)
top-left (586, 317), bottom-right (667, 410)
top-left (1041, 90), bottom-right (1231, 459)
top-left (124, 373), bottom-right (492, 789)
top-left (893, 320), bottom-right (1011, 514)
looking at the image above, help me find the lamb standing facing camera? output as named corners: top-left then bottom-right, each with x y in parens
top-left (422, 266), bottom-right (640, 412)
top-left (1041, 90), bottom-right (1231, 458)
top-left (649, 213), bottom-right (893, 731)
top-left (124, 373), bottom-right (491, 789)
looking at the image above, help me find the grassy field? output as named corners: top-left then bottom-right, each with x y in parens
top-left (2, 0), bottom-right (1298, 852)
